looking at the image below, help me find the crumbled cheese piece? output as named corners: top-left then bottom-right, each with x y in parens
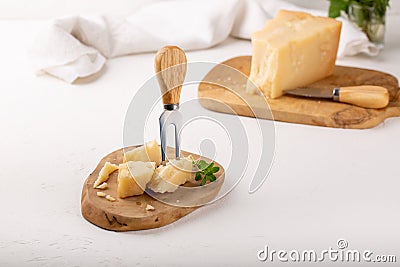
top-left (93, 162), bottom-right (118, 188)
top-left (95, 182), bottom-right (108, 189)
top-left (105, 195), bottom-right (116, 202)
top-left (117, 161), bottom-right (156, 198)
top-left (124, 141), bottom-right (161, 165)
top-left (146, 204), bottom-right (155, 211)
top-left (147, 156), bottom-right (193, 193)
top-left (97, 192), bottom-right (106, 197)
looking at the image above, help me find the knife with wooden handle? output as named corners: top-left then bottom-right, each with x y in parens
top-left (286, 85), bottom-right (390, 109)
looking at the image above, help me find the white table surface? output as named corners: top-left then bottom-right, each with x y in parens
top-left (0, 16), bottom-right (399, 267)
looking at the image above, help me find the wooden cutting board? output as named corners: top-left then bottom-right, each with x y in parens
top-left (198, 56), bottom-right (400, 129)
top-left (81, 146), bottom-right (224, 231)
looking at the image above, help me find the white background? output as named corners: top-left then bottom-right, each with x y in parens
top-left (0, 0), bottom-right (399, 266)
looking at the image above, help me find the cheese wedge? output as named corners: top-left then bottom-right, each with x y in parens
top-left (93, 162), bottom-right (118, 188)
top-left (124, 141), bottom-right (161, 166)
top-left (247, 10), bottom-right (342, 98)
top-left (147, 157), bottom-right (193, 193)
top-left (117, 161), bottom-right (156, 198)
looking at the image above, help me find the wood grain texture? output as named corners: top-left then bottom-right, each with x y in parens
top-left (155, 46), bottom-right (187, 105)
top-left (198, 56), bottom-right (400, 129)
top-left (81, 146), bottom-right (224, 231)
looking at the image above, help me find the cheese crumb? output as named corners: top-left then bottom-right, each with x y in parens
top-left (95, 182), bottom-right (108, 189)
top-left (105, 195), bottom-right (116, 202)
top-left (97, 192), bottom-right (106, 197)
top-left (146, 204), bottom-right (155, 211)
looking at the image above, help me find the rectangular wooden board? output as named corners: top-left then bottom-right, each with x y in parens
top-left (198, 56), bottom-right (400, 129)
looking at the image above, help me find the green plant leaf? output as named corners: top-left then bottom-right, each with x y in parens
top-left (193, 159), bottom-right (220, 186)
top-left (195, 160), bottom-right (208, 171)
top-left (328, 0), bottom-right (350, 18)
top-left (195, 172), bottom-right (202, 181)
top-left (204, 162), bottom-right (214, 172)
top-left (210, 166), bottom-right (220, 174)
top-left (328, 0), bottom-right (389, 19)
top-left (208, 174), bottom-right (217, 182)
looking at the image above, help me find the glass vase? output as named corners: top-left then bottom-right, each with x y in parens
top-left (348, 1), bottom-right (386, 48)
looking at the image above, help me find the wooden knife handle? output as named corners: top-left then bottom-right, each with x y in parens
top-left (337, 85), bottom-right (390, 109)
top-left (154, 46), bottom-right (187, 106)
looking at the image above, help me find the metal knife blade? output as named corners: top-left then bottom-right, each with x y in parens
top-left (285, 87), bottom-right (335, 99)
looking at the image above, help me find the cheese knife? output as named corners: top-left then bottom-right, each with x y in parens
top-left (155, 46), bottom-right (187, 165)
top-left (285, 85), bottom-right (390, 109)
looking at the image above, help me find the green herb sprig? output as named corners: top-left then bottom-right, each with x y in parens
top-left (193, 160), bottom-right (220, 186)
top-left (328, 0), bottom-right (389, 42)
top-left (328, 0), bottom-right (390, 19)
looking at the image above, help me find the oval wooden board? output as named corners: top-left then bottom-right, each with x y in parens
top-left (81, 146), bottom-right (224, 231)
top-left (198, 56), bottom-right (400, 129)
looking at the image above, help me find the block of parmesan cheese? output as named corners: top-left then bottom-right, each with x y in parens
top-left (117, 161), bottom-right (155, 198)
top-left (247, 10), bottom-right (342, 98)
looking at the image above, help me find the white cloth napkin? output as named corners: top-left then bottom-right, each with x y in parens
top-left (30, 0), bottom-right (381, 83)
